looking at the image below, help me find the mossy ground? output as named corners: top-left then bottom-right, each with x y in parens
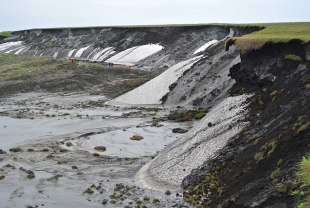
top-left (0, 54), bottom-right (158, 97)
top-left (168, 109), bottom-right (207, 122)
top-left (226, 22), bottom-right (310, 53)
top-left (0, 31), bottom-right (12, 38)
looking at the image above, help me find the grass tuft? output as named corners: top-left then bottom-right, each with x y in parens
top-left (285, 54), bottom-right (303, 62)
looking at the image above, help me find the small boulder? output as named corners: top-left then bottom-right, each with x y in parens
top-left (94, 146), bottom-right (106, 152)
top-left (172, 128), bottom-right (188, 134)
top-left (65, 142), bottom-right (73, 147)
top-left (72, 166), bottom-right (78, 170)
top-left (130, 135), bottom-right (144, 141)
top-left (93, 153), bottom-right (100, 157)
top-left (9, 147), bottom-right (22, 152)
top-left (0, 149), bottom-right (7, 154)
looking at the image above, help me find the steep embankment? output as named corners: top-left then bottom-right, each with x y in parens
top-left (0, 26), bottom-right (232, 70)
top-left (3, 23), bottom-right (309, 207)
top-left (182, 41), bottom-right (310, 207)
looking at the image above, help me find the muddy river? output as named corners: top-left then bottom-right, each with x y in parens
top-left (0, 92), bottom-right (192, 208)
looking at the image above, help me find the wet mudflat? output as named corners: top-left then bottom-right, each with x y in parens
top-left (0, 92), bottom-right (192, 208)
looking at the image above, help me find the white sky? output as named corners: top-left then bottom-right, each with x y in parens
top-left (0, 0), bottom-right (309, 31)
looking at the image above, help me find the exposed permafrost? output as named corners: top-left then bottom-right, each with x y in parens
top-left (109, 56), bottom-right (202, 105)
top-left (135, 94), bottom-right (251, 191)
top-left (74, 45), bottom-right (91, 58)
top-left (0, 41), bottom-right (23, 52)
top-left (105, 44), bottom-right (164, 66)
top-left (193, 39), bottom-right (219, 55)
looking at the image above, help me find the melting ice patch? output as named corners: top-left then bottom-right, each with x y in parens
top-left (74, 45), bottom-right (91, 58)
top-left (109, 56), bottom-right (202, 105)
top-left (193, 39), bottom-right (219, 55)
top-left (106, 44), bottom-right (164, 66)
top-left (67, 49), bottom-right (76, 57)
top-left (0, 41), bottom-right (23, 52)
top-left (15, 46), bottom-right (29, 55)
top-left (53, 52), bottom-right (59, 58)
top-left (91, 47), bottom-right (115, 61)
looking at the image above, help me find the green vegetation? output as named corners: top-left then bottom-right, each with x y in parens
top-left (294, 156), bottom-right (310, 207)
top-left (285, 54), bottom-right (303, 62)
top-left (292, 114), bottom-right (310, 134)
top-left (168, 108), bottom-right (207, 122)
top-left (270, 168), bottom-right (280, 180)
top-left (0, 31), bottom-right (12, 38)
top-left (0, 54), bottom-right (60, 81)
top-left (227, 22), bottom-right (310, 53)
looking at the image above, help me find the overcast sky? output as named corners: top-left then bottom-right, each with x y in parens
top-left (0, 0), bottom-right (309, 31)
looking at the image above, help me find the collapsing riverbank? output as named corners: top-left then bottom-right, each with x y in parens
top-left (1, 23), bottom-right (310, 207)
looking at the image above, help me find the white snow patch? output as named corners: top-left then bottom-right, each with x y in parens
top-left (109, 56), bottom-right (202, 105)
top-left (193, 39), bottom-right (218, 55)
top-left (0, 41), bottom-right (23, 52)
top-left (53, 52), bottom-right (59, 58)
top-left (92, 47), bottom-right (115, 60)
top-left (15, 46), bottom-right (28, 55)
top-left (67, 49), bottom-right (76, 57)
top-left (105, 44), bottom-right (164, 66)
top-left (74, 45), bottom-right (90, 58)
top-left (5, 45), bottom-right (25, 54)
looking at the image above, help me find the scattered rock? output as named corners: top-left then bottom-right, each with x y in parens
top-left (28, 149), bottom-right (35, 152)
top-left (65, 142), bottom-right (73, 147)
top-left (94, 146), bottom-right (106, 152)
top-left (9, 147), bottom-right (22, 152)
top-left (41, 149), bottom-right (49, 152)
top-left (59, 149), bottom-right (68, 153)
top-left (84, 188), bottom-right (94, 194)
top-left (165, 190), bottom-right (171, 195)
top-left (72, 166), bottom-right (78, 169)
top-left (19, 167), bottom-right (35, 179)
top-left (0, 175), bottom-right (5, 180)
top-left (130, 135), bottom-right (144, 141)
top-left (93, 153), bottom-right (100, 156)
top-left (172, 128), bottom-right (188, 134)
top-left (0, 149), bottom-right (7, 154)
top-left (102, 199), bottom-right (108, 204)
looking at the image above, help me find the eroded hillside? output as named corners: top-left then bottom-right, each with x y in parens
top-left (0, 23), bottom-right (310, 208)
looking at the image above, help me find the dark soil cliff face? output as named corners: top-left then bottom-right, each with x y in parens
top-left (182, 41), bottom-right (310, 208)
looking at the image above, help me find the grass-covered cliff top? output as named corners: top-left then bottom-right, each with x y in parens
top-left (0, 31), bottom-right (12, 38)
top-left (226, 22), bottom-right (310, 53)
top-left (4, 22), bottom-right (310, 53)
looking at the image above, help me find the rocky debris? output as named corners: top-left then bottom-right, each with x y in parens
top-left (65, 142), bottom-right (73, 147)
top-left (172, 128), bottom-right (188, 134)
top-left (93, 153), bottom-right (100, 157)
top-left (3, 164), bottom-right (15, 169)
top-left (19, 167), bottom-right (35, 179)
top-left (130, 135), bottom-right (144, 141)
top-left (94, 146), bottom-right (106, 152)
top-left (72, 166), bottom-right (78, 170)
top-left (27, 149), bottom-right (34, 152)
top-left (0, 175), bottom-right (5, 180)
top-left (9, 147), bottom-right (22, 152)
top-left (0, 149), bottom-right (7, 154)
